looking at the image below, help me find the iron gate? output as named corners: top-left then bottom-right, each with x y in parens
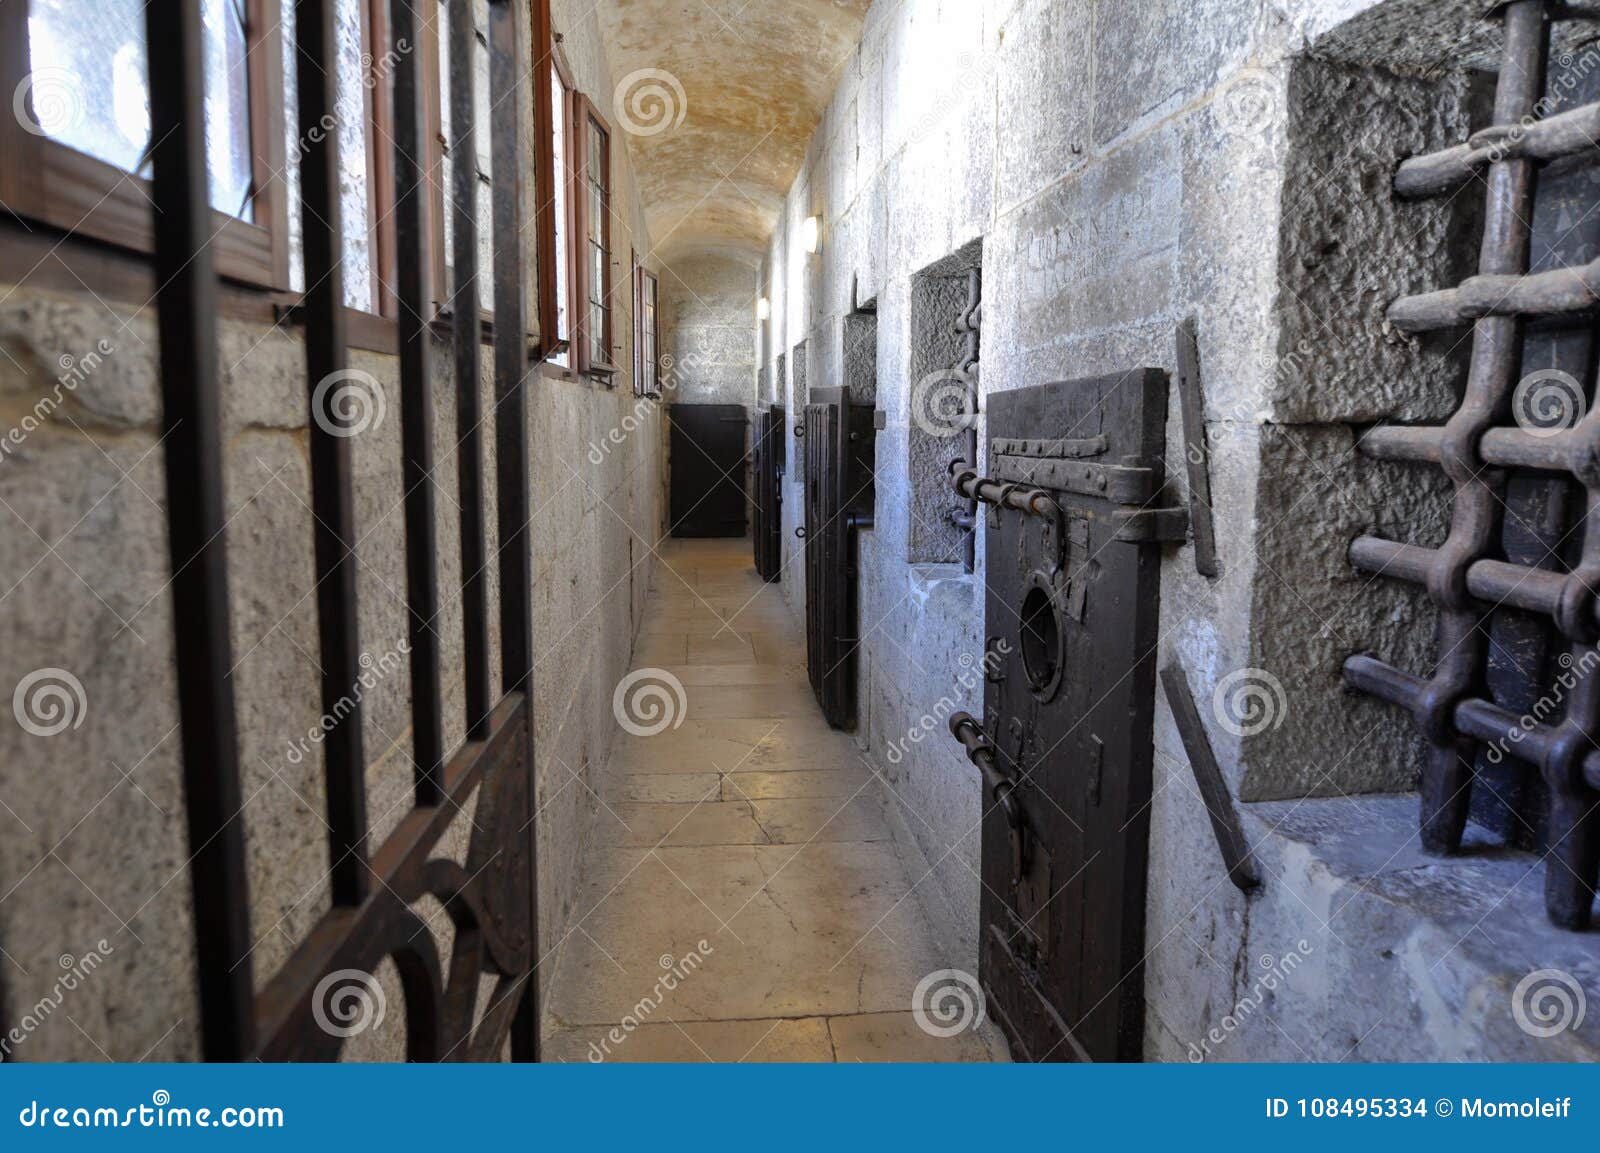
top-left (1347, 0), bottom-right (1600, 929)
top-left (801, 387), bottom-right (879, 729)
top-left (948, 370), bottom-right (1182, 1061)
top-left (146, 0), bottom-right (539, 1060)
top-left (753, 405), bottom-right (785, 581)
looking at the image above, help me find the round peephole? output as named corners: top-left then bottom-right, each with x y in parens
top-left (1019, 577), bottom-right (1065, 701)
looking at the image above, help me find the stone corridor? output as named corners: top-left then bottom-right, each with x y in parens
top-left (542, 539), bottom-right (1005, 1062)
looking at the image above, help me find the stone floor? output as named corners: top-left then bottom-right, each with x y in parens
top-left (542, 537), bottom-right (1007, 1063)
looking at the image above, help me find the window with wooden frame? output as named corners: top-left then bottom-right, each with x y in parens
top-left (635, 263), bottom-right (660, 399)
top-left (429, 0), bottom-right (497, 320)
top-left (532, 1), bottom-right (573, 365)
top-left (281, 0), bottom-right (401, 316)
top-left (0, 0), bottom-right (290, 288)
top-left (571, 93), bottom-right (615, 379)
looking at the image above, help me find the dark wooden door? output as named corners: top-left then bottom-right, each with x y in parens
top-left (752, 406), bottom-right (784, 580)
top-left (977, 370), bottom-right (1168, 1062)
top-left (802, 388), bottom-right (877, 729)
top-left (669, 404), bottom-right (749, 538)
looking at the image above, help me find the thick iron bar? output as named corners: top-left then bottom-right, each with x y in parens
top-left (1344, 655), bottom-right (1600, 791)
top-left (296, 0), bottom-right (370, 906)
top-left (955, 269), bottom-right (981, 571)
top-left (948, 460), bottom-right (1061, 521)
top-left (1347, 0), bottom-right (1600, 927)
top-left (1389, 257), bottom-right (1600, 332)
top-left (450, 0), bottom-right (492, 741)
top-left (486, 0), bottom-right (541, 1063)
top-left (948, 713), bottom-right (1022, 833)
top-left (1395, 99), bottom-right (1600, 198)
top-left (1350, 537), bottom-right (1586, 620)
top-left (1431, 0), bottom-right (1540, 855)
top-left (392, 0), bottom-right (445, 806)
top-left (143, 0), bottom-right (255, 1061)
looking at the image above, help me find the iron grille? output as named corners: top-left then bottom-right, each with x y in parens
top-left (1346, 0), bottom-right (1600, 930)
top-left (145, 0), bottom-right (541, 1058)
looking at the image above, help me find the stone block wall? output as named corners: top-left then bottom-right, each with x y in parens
top-left (764, 0), bottom-right (1600, 1061)
top-left (0, 0), bottom-right (661, 1061)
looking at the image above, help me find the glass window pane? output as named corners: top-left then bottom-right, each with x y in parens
top-left (439, 1), bottom-right (494, 315)
top-left (282, 0), bottom-right (374, 308)
top-left (25, 0), bottom-right (252, 217)
top-left (334, 0), bottom-right (374, 312)
top-left (551, 72), bottom-right (570, 354)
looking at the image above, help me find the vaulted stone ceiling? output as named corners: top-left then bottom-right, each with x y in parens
top-left (595, 0), bottom-right (871, 264)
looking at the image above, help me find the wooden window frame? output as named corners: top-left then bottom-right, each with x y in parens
top-left (571, 92), bottom-right (615, 380)
top-left (0, 0), bottom-right (291, 290)
top-left (635, 261), bottom-right (660, 399)
top-left (363, 0), bottom-right (399, 319)
top-left (532, 0), bottom-right (573, 364)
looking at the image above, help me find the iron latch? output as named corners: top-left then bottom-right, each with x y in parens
top-left (949, 712), bottom-right (1028, 886)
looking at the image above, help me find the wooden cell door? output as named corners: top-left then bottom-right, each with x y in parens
top-left (670, 404), bottom-right (749, 538)
top-left (971, 370), bottom-right (1170, 1061)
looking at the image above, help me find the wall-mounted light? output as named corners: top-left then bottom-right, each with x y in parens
top-left (757, 297), bottom-right (771, 320)
top-left (802, 215), bottom-right (821, 255)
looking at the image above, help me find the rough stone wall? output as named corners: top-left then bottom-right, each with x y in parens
top-left (0, 0), bottom-right (661, 1061)
top-left (763, 0), bottom-right (1598, 1061)
top-left (906, 263), bottom-right (977, 565)
top-left (656, 252), bottom-right (757, 530)
top-left (843, 311), bottom-right (878, 405)
top-left (658, 253), bottom-right (758, 409)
